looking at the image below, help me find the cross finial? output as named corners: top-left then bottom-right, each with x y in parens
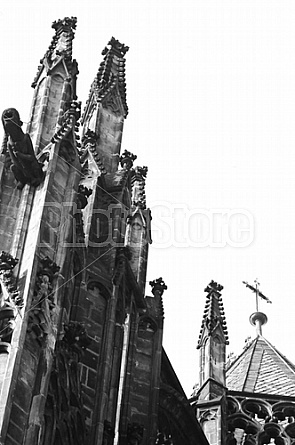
top-left (242, 279), bottom-right (272, 312)
top-left (254, 278), bottom-right (260, 311)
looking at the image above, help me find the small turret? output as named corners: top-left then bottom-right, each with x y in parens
top-left (192, 281), bottom-right (228, 445)
top-left (81, 37), bottom-right (129, 173)
top-left (197, 280), bottom-right (228, 395)
top-left (29, 17), bottom-right (79, 152)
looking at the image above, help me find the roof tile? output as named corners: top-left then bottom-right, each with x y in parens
top-left (226, 336), bottom-right (295, 397)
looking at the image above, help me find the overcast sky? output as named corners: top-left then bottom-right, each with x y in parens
top-left (2, 0), bottom-right (295, 396)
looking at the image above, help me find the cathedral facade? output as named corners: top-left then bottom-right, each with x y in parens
top-left (1, 15), bottom-right (292, 445)
top-left (0, 17), bottom-right (206, 445)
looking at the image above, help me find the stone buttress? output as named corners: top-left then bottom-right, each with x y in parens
top-left (0, 16), bottom-right (82, 445)
top-left (0, 18), bottom-right (168, 445)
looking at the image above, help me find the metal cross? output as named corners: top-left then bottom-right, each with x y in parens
top-left (242, 279), bottom-right (272, 311)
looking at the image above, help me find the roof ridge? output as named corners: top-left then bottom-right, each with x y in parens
top-left (242, 336), bottom-right (261, 392)
top-left (226, 335), bottom-right (295, 396)
top-left (226, 336), bottom-right (256, 372)
top-left (261, 336), bottom-right (295, 377)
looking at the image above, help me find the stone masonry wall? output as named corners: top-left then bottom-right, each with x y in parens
top-left (1, 151), bottom-right (80, 445)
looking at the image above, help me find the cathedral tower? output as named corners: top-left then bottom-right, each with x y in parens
top-left (0, 18), bottom-right (168, 445)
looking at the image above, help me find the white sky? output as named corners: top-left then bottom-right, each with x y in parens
top-left (1, 0), bottom-right (295, 396)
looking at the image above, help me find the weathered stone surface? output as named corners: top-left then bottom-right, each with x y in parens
top-left (0, 19), bottom-right (207, 445)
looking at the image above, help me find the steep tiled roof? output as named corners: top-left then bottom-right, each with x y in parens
top-left (226, 335), bottom-right (295, 397)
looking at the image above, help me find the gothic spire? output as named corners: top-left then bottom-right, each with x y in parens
top-left (32, 17), bottom-right (78, 88)
top-left (197, 280), bottom-right (229, 349)
top-left (82, 36), bottom-right (129, 121)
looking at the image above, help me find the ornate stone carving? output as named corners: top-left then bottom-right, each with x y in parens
top-left (113, 247), bottom-right (132, 285)
top-left (27, 257), bottom-right (60, 345)
top-left (127, 422), bottom-right (144, 445)
top-left (198, 280), bottom-right (229, 346)
top-left (62, 322), bottom-right (91, 357)
top-left (95, 37), bottom-right (129, 117)
top-left (2, 108), bottom-right (45, 189)
top-left (133, 166), bottom-right (148, 179)
top-left (226, 396), bottom-right (295, 445)
top-left (0, 252), bottom-right (20, 351)
top-left (131, 166), bottom-right (148, 209)
top-left (149, 277), bottom-right (167, 297)
top-left (49, 100), bottom-right (81, 163)
top-left (120, 150), bottom-right (137, 170)
top-left (32, 16), bottom-right (77, 89)
top-left (52, 16), bottom-right (77, 33)
top-left (0, 251), bottom-right (21, 306)
top-left (81, 129), bottom-right (106, 175)
top-left (204, 280), bottom-right (224, 295)
top-left (82, 129), bottom-right (97, 146)
top-left (74, 184), bottom-right (93, 243)
top-left (107, 37), bottom-right (129, 56)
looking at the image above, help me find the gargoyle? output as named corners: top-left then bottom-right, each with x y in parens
top-left (2, 108), bottom-right (45, 189)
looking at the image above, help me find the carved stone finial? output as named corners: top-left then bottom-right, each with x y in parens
top-left (149, 277), bottom-right (167, 297)
top-left (204, 280), bottom-right (223, 295)
top-left (82, 129), bottom-right (98, 147)
top-left (133, 166), bottom-right (148, 179)
top-left (2, 108), bottom-right (45, 189)
top-left (197, 280), bottom-right (229, 348)
top-left (120, 150), bottom-right (137, 170)
top-left (52, 17), bottom-right (77, 33)
top-left (108, 37), bottom-right (129, 56)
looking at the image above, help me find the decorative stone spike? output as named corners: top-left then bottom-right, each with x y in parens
top-left (120, 150), bottom-right (137, 170)
top-left (32, 17), bottom-right (77, 88)
top-left (149, 277), bottom-right (167, 297)
top-left (52, 16), bottom-right (77, 32)
top-left (197, 280), bottom-right (229, 349)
